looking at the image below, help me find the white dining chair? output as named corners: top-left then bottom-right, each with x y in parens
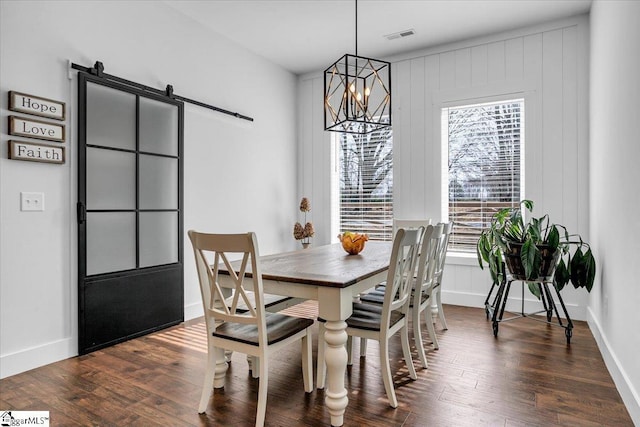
top-left (361, 224), bottom-right (443, 363)
top-left (410, 224), bottom-right (442, 366)
top-left (317, 227), bottom-right (423, 408)
top-left (188, 230), bottom-right (313, 427)
top-left (358, 218), bottom-right (432, 352)
top-left (393, 218), bottom-right (432, 236)
top-left (431, 222), bottom-right (452, 331)
top-left (357, 218), bottom-right (431, 353)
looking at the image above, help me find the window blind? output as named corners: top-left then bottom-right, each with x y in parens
top-left (442, 99), bottom-right (524, 252)
top-left (338, 127), bottom-right (393, 241)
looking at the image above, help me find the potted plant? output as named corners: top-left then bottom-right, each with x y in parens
top-left (293, 197), bottom-right (314, 248)
top-left (476, 200), bottom-right (596, 298)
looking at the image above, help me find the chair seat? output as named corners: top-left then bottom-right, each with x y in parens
top-left (213, 312), bottom-right (314, 346)
top-left (227, 292), bottom-right (294, 313)
top-left (361, 287), bottom-right (428, 307)
top-left (348, 302), bottom-right (405, 331)
top-left (360, 289), bottom-right (385, 304)
top-left (318, 302), bottom-right (404, 332)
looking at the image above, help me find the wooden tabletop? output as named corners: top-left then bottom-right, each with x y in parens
top-left (221, 241), bottom-right (392, 288)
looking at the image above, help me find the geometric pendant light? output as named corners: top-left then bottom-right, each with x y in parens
top-left (324, 0), bottom-right (391, 134)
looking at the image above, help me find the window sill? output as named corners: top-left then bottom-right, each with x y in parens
top-left (445, 251), bottom-right (480, 266)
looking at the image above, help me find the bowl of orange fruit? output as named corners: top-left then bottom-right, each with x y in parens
top-left (337, 231), bottom-right (369, 255)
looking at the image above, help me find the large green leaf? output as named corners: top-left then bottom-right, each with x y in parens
top-left (488, 252), bottom-right (504, 285)
top-left (569, 246), bottom-right (596, 292)
top-left (528, 282), bottom-right (542, 299)
top-left (476, 237), bottom-right (487, 268)
top-left (529, 218), bottom-right (542, 242)
top-left (547, 226), bottom-right (560, 251)
top-left (570, 247), bottom-right (586, 288)
top-left (510, 209), bottom-right (522, 225)
top-left (585, 248), bottom-right (596, 292)
top-left (494, 229), bottom-right (508, 251)
top-left (521, 240), bottom-right (541, 280)
top-left (554, 258), bottom-right (570, 291)
top-left (496, 208), bottom-right (510, 224)
top-left (490, 267), bottom-right (498, 284)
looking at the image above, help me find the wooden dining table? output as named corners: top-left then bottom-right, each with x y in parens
top-left (217, 241), bottom-right (392, 426)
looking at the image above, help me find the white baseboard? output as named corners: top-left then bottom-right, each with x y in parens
top-left (0, 338), bottom-right (76, 379)
top-left (442, 289), bottom-right (586, 321)
top-left (587, 308), bottom-right (640, 425)
top-left (1, 303), bottom-right (203, 379)
top-left (184, 301), bottom-right (204, 321)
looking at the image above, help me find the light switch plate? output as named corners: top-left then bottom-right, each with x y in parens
top-left (21, 192), bottom-right (45, 211)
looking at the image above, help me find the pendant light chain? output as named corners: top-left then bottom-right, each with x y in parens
top-left (323, 0), bottom-right (392, 133)
top-left (355, 0), bottom-right (358, 57)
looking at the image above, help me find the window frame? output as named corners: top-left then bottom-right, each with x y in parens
top-left (331, 127), bottom-right (394, 241)
top-left (440, 94), bottom-right (527, 254)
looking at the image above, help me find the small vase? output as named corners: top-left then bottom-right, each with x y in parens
top-left (302, 242), bottom-right (310, 249)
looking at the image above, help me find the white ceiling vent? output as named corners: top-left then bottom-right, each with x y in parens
top-left (384, 29), bottom-right (415, 41)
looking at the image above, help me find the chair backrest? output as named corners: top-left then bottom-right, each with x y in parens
top-left (382, 227), bottom-right (424, 325)
top-left (434, 222), bottom-right (453, 286)
top-left (188, 230), bottom-right (268, 345)
top-left (393, 218), bottom-right (431, 237)
top-left (393, 218), bottom-right (430, 267)
top-left (413, 224), bottom-right (442, 307)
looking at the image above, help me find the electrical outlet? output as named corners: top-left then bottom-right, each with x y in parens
top-left (21, 192), bottom-right (45, 211)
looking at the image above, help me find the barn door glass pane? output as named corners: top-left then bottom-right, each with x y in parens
top-left (86, 212), bottom-right (136, 275)
top-left (139, 212), bottom-right (178, 268)
top-left (139, 97), bottom-right (178, 156)
top-left (139, 154), bottom-right (178, 210)
top-left (86, 82), bottom-right (136, 151)
top-left (86, 147), bottom-right (136, 210)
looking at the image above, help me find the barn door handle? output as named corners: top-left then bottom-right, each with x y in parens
top-left (77, 202), bottom-right (86, 224)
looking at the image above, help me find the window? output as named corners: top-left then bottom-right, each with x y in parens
top-left (441, 99), bottom-right (524, 252)
top-left (333, 127), bottom-right (393, 241)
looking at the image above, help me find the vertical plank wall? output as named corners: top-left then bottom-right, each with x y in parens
top-left (297, 16), bottom-right (590, 319)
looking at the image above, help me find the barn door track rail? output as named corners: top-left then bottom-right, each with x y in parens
top-left (71, 61), bottom-right (253, 122)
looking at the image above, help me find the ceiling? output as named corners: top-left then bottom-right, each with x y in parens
top-left (165, 0), bottom-right (592, 75)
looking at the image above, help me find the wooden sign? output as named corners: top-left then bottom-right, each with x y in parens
top-left (8, 140), bottom-right (65, 164)
top-left (9, 116), bottom-right (65, 143)
top-left (9, 91), bottom-right (66, 121)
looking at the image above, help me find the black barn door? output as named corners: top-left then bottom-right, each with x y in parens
top-left (77, 72), bottom-right (184, 354)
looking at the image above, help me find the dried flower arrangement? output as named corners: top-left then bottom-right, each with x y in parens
top-left (293, 197), bottom-right (314, 247)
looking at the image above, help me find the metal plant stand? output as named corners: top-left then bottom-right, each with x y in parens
top-left (484, 276), bottom-right (574, 344)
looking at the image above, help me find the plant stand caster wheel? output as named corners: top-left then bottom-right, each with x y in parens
top-left (565, 327), bottom-right (573, 344)
top-left (492, 321), bottom-right (499, 337)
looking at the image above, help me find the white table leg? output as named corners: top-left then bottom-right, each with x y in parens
top-left (318, 286), bottom-right (355, 427)
top-left (323, 319), bottom-right (349, 427)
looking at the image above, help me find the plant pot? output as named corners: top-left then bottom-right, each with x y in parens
top-left (504, 242), bottom-right (560, 281)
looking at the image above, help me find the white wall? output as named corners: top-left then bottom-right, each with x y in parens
top-left (298, 15), bottom-right (591, 319)
top-left (0, 1), bottom-right (299, 378)
top-left (589, 1), bottom-right (640, 423)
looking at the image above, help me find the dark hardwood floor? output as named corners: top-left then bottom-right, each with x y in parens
top-left (0, 304), bottom-right (633, 426)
